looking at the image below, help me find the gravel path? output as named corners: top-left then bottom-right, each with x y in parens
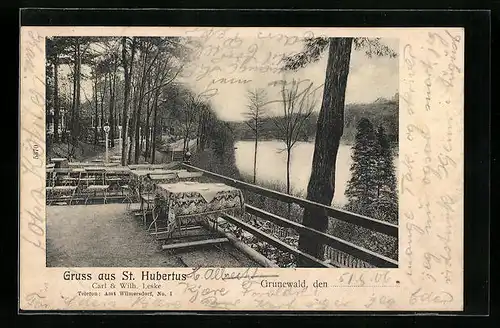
top-left (46, 204), bottom-right (259, 268)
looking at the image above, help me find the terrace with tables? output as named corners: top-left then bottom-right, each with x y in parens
top-left (46, 154), bottom-right (398, 269)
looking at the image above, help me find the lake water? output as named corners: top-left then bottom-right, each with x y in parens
top-left (234, 140), bottom-right (398, 207)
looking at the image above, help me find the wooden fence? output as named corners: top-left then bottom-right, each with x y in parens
top-left (182, 163), bottom-right (398, 268)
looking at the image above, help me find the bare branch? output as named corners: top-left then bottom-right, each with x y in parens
top-left (143, 63), bottom-right (184, 98)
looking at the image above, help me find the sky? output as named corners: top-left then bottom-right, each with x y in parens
top-left (177, 37), bottom-right (399, 121)
top-left (56, 37), bottom-right (398, 122)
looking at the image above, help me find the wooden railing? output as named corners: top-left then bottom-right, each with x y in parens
top-left (181, 163), bottom-right (399, 268)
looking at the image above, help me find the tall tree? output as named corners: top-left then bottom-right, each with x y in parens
top-left (91, 66), bottom-right (99, 146)
top-left (373, 126), bottom-right (398, 224)
top-left (272, 79), bottom-right (317, 196)
top-left (345, 118), bottom-right (379, 215)
top-left (283, 37), bottom-right (396, 264)
top-left (196, 103), bottom-right (212, 152)
top-left (121, 36), bottom-right (136, 165)
top-left (244, 88), bottom-right (269, 184)
top-left (45, 37), bottom-right (70, 144)
top-left (180, 91), bottom-right (200, 154)
top-left (107, 51), bottom-right (119, 148)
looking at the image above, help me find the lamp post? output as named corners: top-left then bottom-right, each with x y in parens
top-left (103, 122), bottom-right (110, 163)
top-left (118, 125), bottom-right (122, 154)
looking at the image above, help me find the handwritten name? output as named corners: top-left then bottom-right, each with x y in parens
top-left (21, 30), bottom-right (46, 254)
top-left (409, 288), bottom-right (453, 305)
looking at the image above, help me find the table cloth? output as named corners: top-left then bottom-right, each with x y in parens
top-left (151, 182), bottom-right (245, 238)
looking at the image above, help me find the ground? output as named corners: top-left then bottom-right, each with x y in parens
top-left (46, 203), bottom-right (260, 268)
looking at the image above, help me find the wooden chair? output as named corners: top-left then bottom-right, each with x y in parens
top-left (119, 174), bottom-right (134, 209)
top-left (82, 169), bottom-right (109, 205)
top-left (105, 172), bottom-right (122, 193)
top-left (61, 170), bottom-right (81, 187)
top-left (139, 179), bottom-right (157, 226)
top-left (46, 169), bottom-right (55, 205)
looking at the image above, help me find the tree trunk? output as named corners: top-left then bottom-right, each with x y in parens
top-left (134, 91), bottom-right (144, 163)
top-left (144, 76), bottom-right (153, 160)
top-left (145, 111), bottom-right (151, 160)
top-left (74, 39), bottom-right (82, 145)
top-left (199, 110), bottom-right (208, 151)
top-left (128, 125), bottom-right (134, 163)
top-left (121, 37), bottom-right (136, 166)
top-left (297, 38), bottom-right (353, 266)
top-left (253, 129), bottom-right (258, 184)
top-left (53, 61), bottom-right (60, 143)
top-left (70, 42), bottom-right (78, 147)
top-left (134, 46), bottom-right (149, 164)
top-left (151, 94), bottom-right (159, 164)
top-left (129, 86), bottom-right (139, 163)
top-left (286, 147), bottom-right (291, 195)
top-left (144, 124), bottom-right (150, 159)
top-left (286, 146), bottom-right (292, 219)
top-left (196, 111), bottom-right (203, 149)
top-left (184, 132), bottom-right (190, 154)
top-left (93, 69), bottom-right (99, 146)
top-left (108, 72), bottom-right (113, 147)
top-left (100, 74), bottom-right (106, 142)
top-left (108, 58), bottom-right (117, 148)
top-left (69, 38), bottom-right (82, 157)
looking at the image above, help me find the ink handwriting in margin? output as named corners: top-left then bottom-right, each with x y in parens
top-left (21, 29), bottom-right (46, 253)
top-left (25, 283), bottom-right (49, 309)
top-left (402, 30), bottom-right (462, 302)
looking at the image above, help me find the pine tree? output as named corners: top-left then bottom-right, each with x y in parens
top-left (345, 118), bottom-right (379, 216)
top-left (373, 126), bottom-right (398, 223)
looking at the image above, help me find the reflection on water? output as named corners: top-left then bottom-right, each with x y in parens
top-left (234, 140), bottom-right (398, 207)
top-left (234, 140), bottom-right (354, 206)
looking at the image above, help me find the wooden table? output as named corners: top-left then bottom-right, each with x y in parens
top-left (51, 157), bottom-right (68, 168)
top-left (46, 185), bottom-right (77, 205)
top-left (104, 162), bottom-right (120, 167)
top-left (128, 164), bottom-right (152, 170)
top-left (146, 173), bottom-right (179, 185)
top-left (128, 164), bottom-right (173, 170)
top-left (83, 167), bottom-right (107, 185)
top-left (176, 171), bottom-right (203, 180)
top-left (144, 170), bottom-right (196, 185)
top-left (150, 182), bottom-right (245, 246)
top-left (84, 166), bottom-right (107, 172)
top-left (130, 169), bottom-right (186, 202)
top-left (69, 162), bottom-right (102, 168)
top-left (104, 167), bottom-right (131, 174)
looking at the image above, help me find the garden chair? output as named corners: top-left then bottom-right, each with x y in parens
top-left (82, 169), bottom-right (109, 205)
top-left (139, 179), bottom-right (157, 226)
top-left (119, 174), bottom-right (134, 209)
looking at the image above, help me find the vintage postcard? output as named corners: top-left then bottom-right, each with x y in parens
top-left (19, 26), bottom-right (464, 311)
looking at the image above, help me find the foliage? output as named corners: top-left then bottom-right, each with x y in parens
top-left (45, 36), bottom-right (194, 164)
top-left (244, 88), bottom-right (269, 183)
top-left (272, 79), bottom-right (318, 149)
top-left (244, 88), bottom-right (269, 131)
top-left (231, 97), bottom-right (399, 144)
top-left (373, 126), bottom-right (398, 224)
top-left (345, 118), bottom-right (379, 216)
top-left (345, 118), bottom-right (398, 223)
top-left (282, 37), bottom-right (397, 71)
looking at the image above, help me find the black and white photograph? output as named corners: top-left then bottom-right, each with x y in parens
top-left (44, 30), bottom-right (399, 269)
